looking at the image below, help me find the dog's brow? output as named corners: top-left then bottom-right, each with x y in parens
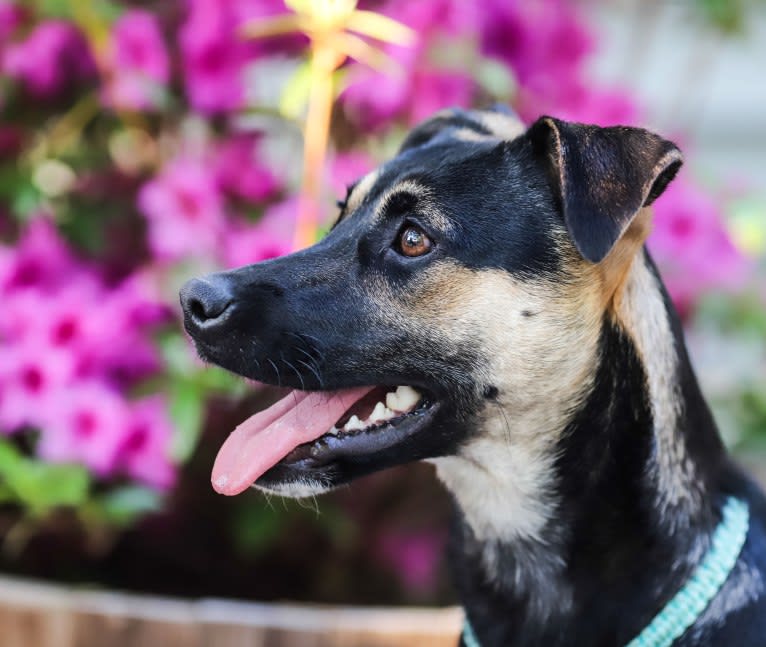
top-left (375, 179), bottom-right (454, 233)
top-left (346, 169), bottom-right (381, 213)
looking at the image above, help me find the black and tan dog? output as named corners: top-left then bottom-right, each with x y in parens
top-left (180, 107), bottom-right (766, 646)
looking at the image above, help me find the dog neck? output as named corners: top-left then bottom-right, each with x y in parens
top-left (432, 250), bottom-right (725, 646)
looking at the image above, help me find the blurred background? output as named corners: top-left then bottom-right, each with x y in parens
top-left (0, 0), bottom-right (764, 617)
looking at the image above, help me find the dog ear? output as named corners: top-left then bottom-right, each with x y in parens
top-left (527, 116), bottom-right (682, 264)
top-left (399, 106), bottom-right (525, 153)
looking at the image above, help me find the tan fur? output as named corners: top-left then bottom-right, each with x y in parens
top-left (610, 245), bottom-right (700, 517)
top-left (373, 179), bottom-right (455, 233)
top-left (412, 264), bottom-right (602, 543)
top-left (346, 167), bottom-right (381, 214)
top-left (595, 207), bottom-right (654, 312)
top-left (474, 110), bottom-right (525, 141)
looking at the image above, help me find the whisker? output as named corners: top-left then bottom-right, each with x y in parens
top-left (294, 345), bottom-right (317, 362)
top-left (290, 331), bottom-right (322, 346)
top-left (282, 354), bottom-right (306, 391)
top-left (266, 358), bottom-right (281, 387)
top-left (298, 359), bottom-right (324, 389)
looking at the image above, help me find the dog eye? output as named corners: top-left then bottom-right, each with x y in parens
top-left (397, 225), bottom-right (433, 257)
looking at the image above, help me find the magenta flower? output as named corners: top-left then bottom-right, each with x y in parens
top-left (649, 178), bottom-right (750, 318)
top-left (179, 0), bottom-right (248, 114)
top-left (342, 0), bottom-right (477, 129)
top-left (37, 381), bottom-right (129, 477)
top-left (137, 157), bottom-right (227, 261)
top-left (117, 396), bottom-right (176, 489)
top-left (179, 0), bottom-right (301, 114)
top-left (0, 1), bottom-right (24, 44)
top-left (223, 198), bottom-right (297, 268)
top-left (214, 136), bottom-right (281, 203)
top-left (103, 9), bottom-right (170, 111)
top-left (376, 529), bottom-right (444, 593)
top-left (328, 151), bottom-right (374, 199)
top-left (0, 216), bottom-right (89, 293)
top-left (3, 20), bottom-right (95, 97)
top-left (80, 279), bottom-right (167, 386)
top-left (0, 340), bottom-right (75, 433)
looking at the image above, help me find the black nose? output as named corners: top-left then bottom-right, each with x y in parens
top-left (180, 275), bottom-right (235, 332)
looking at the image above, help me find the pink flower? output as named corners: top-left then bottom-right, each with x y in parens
top-left (37, 382), bottom-right (129, 477)
top-left (376, 529), bottom-right (444, 594)
top-left (0, 216), bottom-right (89, 293)
top-left (179, 0), bottom-right (301, 114)
top-left (117, 396), bottom-right (176, 489)
top-left (137, 157), bottom-right (227, 261)
top-left (179, 0), bottom-right (249, 114)
top-left (0, 1), bottom-right (25, 44)
top-left (480, 0), bottom-right (591, 88)
top-left (0, 340), bottom-right (75, 433)
top-left (648, 178), bottom-right (750, 318)
top-left (214, 136), bottom-right (281, 203)
top-left (328, 151), bottom-right (375, 199)
top-left (103, 9), bottom-right (170, 111)
top-left (223, 198), bottom-right (297, 268)
top-left (3, 20), bottom-right (95, 97)
top-left (342, 0), bottom-right (477, 129)
top-left (81, 279), bottom-right (166, 385)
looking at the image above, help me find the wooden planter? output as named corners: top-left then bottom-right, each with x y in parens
top-left (0, 575), bottom-right (462, 647)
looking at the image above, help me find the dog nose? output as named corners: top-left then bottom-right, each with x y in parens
top-left (180, 276), bottom-right (235, 331)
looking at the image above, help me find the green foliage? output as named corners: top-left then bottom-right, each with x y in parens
top-left (696, 0), bottom-right (760, 34)
top-left (0, 439), bottom-right (90, 517)
top-left (159, 331), bottom-right (245, 463)
top-left (85, 485), bottom-right (163, 527)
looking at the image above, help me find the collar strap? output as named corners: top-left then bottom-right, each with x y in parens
top-left (462, 497), bottom-right (749, 647)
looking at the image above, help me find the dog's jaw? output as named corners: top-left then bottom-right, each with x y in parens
top-left (435, 251), bottom-right (736, 646)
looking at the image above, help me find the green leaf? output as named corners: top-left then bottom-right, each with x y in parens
top-left (697, 0), bottom-right (747, 34)
top-left (231, 501), bottom-right (288, 556)
top-left (0, 440), bottom-right (91, 516)
top-left (169, 379), bottom-right (205, 463)
top-left (95, 485), bottom-right (163, 527)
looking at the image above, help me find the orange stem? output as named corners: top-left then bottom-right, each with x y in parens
top-left (293, 41), bottom-right (343, 250)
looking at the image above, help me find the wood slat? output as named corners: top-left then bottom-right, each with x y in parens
top-left (0, 576), bottom-right (462, 647)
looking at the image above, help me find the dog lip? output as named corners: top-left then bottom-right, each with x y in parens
top-left (261, 398), bottom-right (440, 473)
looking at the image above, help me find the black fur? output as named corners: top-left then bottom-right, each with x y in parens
top-left (180, 108), bottom-right (766, 646)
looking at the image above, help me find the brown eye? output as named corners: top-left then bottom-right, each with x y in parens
top-left (398, 225), bottom-right (432, 257)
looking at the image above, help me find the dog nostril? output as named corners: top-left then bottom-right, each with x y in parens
top-left (189, 296), bottom-right (225, 322)
top-left (180, 276), bottom-right (235, 326)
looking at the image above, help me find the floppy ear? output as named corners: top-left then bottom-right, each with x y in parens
top-left (527, 116), bottom-right (683, 263)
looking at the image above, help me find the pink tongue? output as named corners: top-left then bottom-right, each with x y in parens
top-left (211, 386), bottom-right (375, 495)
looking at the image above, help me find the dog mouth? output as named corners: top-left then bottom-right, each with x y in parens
top-left (211, 384), bottom-right (435, 495)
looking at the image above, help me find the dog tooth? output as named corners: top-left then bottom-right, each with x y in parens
top-left (385, 390), bottom-right (399, 411)
top-left (369, 401), bottom-right (388, 423)
top-left (369, 401), bottom-right (397, 423)
top-left (344, 415), bottom-right (365, 431)
top-left (387, 385), bottom-right (420, 412)
top-left (327, 426), bottom-right (340, 436)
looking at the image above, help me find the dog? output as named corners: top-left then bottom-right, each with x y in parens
top-left (180, 107), bottom-right (766, 646)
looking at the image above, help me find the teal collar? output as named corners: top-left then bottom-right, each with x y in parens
top-left (462, 497), bottom-right (749, 647)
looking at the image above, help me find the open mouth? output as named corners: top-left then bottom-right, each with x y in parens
top-left (211, 384), bottom-right (435, 495)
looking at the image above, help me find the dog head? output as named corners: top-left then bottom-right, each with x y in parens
top-left (180, 107), bottom-right (681, 501)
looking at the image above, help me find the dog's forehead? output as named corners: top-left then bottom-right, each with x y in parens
top-left (344, 136), bottom-right (511, 219)
top-left (330, 132), bottom-right (564, 277)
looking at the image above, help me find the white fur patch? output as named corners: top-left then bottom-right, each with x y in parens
top-left (475, 110), bottom-right (525, 141)
top-left (614, 256), bottom-right (699, 517)
top-left (254, 479), bottom-right (333, 499)
top-left (430, 269), bottom-right (601, 547)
